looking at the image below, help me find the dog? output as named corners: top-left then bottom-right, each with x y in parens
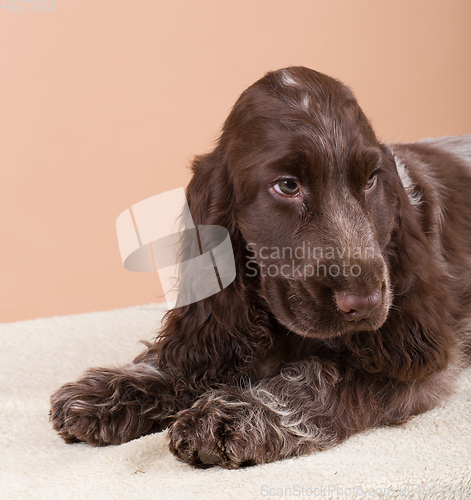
top-left (51, 66), bottom-right (471, 468)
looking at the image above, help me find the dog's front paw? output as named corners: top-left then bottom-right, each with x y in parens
top-left (168, 390), bottom-right (262, 469)
top-left (50, 370), bottom-right (123, 446)
top-left (51, 364), bottom-right (177, 447)
top-left (50, 385), bottom-right (102, 445)
top-left (50, 367), bottom-right (168, 446)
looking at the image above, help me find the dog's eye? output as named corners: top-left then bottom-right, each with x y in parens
top-left (274, 180), bottom-right (300, 196)
top-left (365, 173), bottom-right (377, 190)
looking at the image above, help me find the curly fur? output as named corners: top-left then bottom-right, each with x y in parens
top-left (51, 67), bottom-right (471, 468)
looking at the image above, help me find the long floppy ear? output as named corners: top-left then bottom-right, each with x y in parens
top-left (347, 149), bottom-right (457, 381)
top-left (155, 147), bottom-right (273, 387)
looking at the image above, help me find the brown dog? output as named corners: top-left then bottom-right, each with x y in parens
top-left (51, 67), bottom-right (471, 468)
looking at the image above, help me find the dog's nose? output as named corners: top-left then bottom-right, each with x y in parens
top-left (334, 289), bottom-right (382, 321)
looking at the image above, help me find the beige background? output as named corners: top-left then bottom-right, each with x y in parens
top-left (1, 0), bottom-right (470, 323)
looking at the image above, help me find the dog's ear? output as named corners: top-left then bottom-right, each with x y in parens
top-left (346, 150), bottom-right (456, 381)
top-left (185, 148), bottom-right (251, 289)
top-left (186, 149), bottom-right (236, 231)
top-left (156, 148), bottom-right (272, 386)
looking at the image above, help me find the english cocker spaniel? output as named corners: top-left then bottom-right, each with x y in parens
top-left (51, 66), bottom-right (471, 468)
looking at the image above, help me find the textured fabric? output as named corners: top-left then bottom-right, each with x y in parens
top-left (1, 304), bottom-right (470, 500)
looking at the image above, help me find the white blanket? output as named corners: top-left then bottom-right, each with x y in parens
top-left (1, 304), bottom-right (470, 500)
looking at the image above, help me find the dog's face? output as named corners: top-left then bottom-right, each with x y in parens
top-left (223, 67), bottom-right (400, 338)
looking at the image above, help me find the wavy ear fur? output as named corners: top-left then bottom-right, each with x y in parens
top-left (152, 148), bottom-right (273, 390)
top-left (346, 147), bottom-right (458, 381)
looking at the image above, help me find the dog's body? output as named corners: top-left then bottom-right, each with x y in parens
top-left (51, 67), bottom-right (471, 468)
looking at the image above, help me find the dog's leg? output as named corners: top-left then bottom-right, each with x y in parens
top-left (50, 358), bottom-right (190, 446)
top-left (169, 357), bottom-right (457, 468)
top-left (50, 320), bottom-right (266, 446)
top-left (50, 286), bottom-right (272, 446)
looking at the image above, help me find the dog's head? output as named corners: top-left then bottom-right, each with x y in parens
top-left (187, 67), bottom-right (405, 339)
